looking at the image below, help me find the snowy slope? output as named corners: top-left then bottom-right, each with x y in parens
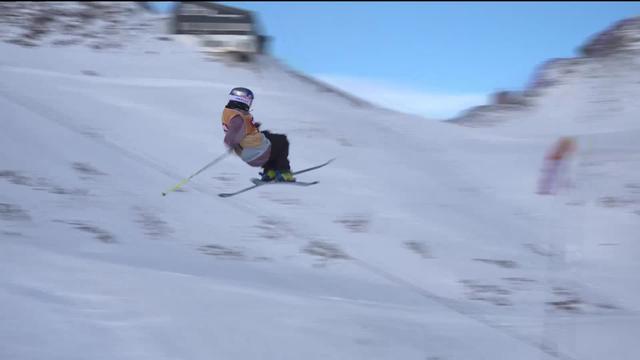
top-left (1, 6), bottom-right (640, 360)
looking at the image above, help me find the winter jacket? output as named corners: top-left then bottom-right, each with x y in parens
top-left (221, 108), bottom-right (271, 167)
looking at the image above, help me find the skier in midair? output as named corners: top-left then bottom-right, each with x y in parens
top-left (221, 87), bottom-right (296, 182)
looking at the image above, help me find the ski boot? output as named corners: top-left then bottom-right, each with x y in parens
top-left (275, 170), bottom-right (296, 182)
top-left (260, 169), bottom-right (277, 182)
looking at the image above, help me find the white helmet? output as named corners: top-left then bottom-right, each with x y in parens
top-left (228, 87), bottom-right (254, 110)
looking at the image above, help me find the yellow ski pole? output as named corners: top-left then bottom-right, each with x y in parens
top-left (162, 150), bottom-right (232, 196)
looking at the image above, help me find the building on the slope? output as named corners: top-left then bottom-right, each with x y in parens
top-left (170, 1), bottom-right (269, 61)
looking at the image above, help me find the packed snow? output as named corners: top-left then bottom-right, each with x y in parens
top-left (1, 6), bottom-right (639, 360)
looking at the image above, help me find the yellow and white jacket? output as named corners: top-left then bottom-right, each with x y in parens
top-left (221, 108), bottom-right (271, 166)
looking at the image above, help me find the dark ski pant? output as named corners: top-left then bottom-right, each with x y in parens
top-left (262, 131), bottom-right (291, 172)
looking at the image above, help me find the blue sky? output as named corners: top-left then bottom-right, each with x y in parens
top-left (152, 2), bottom-right (640, 118)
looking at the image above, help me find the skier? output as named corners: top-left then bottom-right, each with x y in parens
top-left (221, 87), bottom-right (296, 182)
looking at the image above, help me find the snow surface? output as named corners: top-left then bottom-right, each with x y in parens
top-left (1, 12), bottom-right (640, 360)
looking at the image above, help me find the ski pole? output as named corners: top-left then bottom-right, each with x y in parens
top-left (162, 150), bottom-right (232, 196)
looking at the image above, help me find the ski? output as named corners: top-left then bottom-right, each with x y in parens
top-left (251, 179), bottom-right (319, 186)
top-left (289, 158), bottom-right (334, 176)
top-left (218, 158), bottom-right (334, 198)
top-left (218, 180), bottom-right (318, 198)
